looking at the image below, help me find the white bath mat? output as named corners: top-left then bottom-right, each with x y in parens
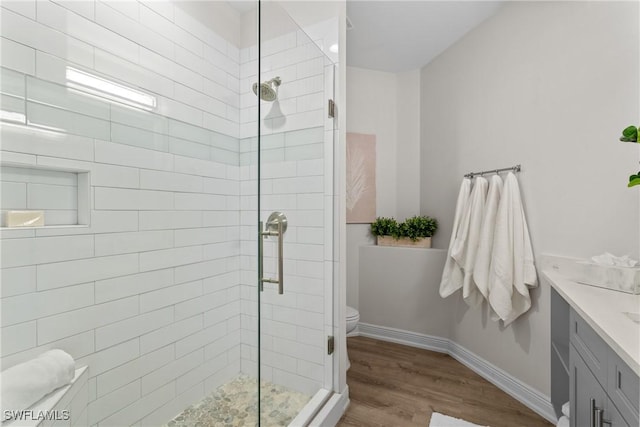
top-left (429, 412), bottom-right (488, 427)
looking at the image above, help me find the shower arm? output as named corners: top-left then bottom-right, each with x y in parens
top-left (266, 77), bottom-right (281, 87)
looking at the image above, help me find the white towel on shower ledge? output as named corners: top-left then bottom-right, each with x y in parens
top-left (487, 172), bottom-right (537, 325)
top-left (440, 178), bottom-right (471, 298)
top-left (1, 349), bottom-right (75, 418)
top-left (473, 174), bottom-right (503, 304)
top-left (452, 176), bottom-right (488, 307)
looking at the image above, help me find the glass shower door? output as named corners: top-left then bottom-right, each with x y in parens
top-left (254, 1), bottom-right (336, 424)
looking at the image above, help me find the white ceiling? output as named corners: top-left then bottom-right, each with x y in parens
top-left (346, 1), bottom-right (504, 72)
top-left (225, 1), bottom-right (256, 14)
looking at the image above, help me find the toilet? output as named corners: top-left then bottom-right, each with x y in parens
top-left (346, 306), bottom-right (360, 337)
top-left (346, 306), bottom-right (360, 369)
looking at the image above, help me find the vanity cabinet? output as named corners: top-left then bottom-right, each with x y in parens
top-left (551, 287), bottom-right (639, 427)
top-left (570, 343), bottom-right (628, 427)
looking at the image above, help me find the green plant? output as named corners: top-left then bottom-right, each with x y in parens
top-left (400, 215), bottom-right (439, 240)
top-left (619, 125), bottom-right (638, 143)
top-left (370, 215), bottom-right (438, 240)
top-left (370, 217), bottom-right (400, 238)
top-left (619, 125), bottom-right (640, 188)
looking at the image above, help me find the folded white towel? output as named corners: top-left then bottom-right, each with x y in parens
top-left (440, 178), bottom-right (472, 298)
top-left (561, 401), bottom-right (570, 418)
top-left (451, 177), bottom-right (488, 307)
top-left (473, 174), bottom-right (503, 302)
top-left (556, 415), bottom-right (569, 427)
top-left (1, 349), bottom-right (75, 417)
top-left (487, 173), bottom-right (538, 325)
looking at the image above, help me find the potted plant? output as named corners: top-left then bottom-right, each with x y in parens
top-left (370, 215), bottom-right (438, 248)
top-left (370, 217), bottom-right (400, 239)
top-left (619, 125), bottom-right (639, 188)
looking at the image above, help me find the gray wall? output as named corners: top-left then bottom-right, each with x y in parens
top-left (346, 224), bottom-right (373, 310)
top-left (358, 246), bottom-right (451, 338)
top-left (420, 1), bottom-right (639, 396)
top-left (345, 67), bottom-right (422, 310)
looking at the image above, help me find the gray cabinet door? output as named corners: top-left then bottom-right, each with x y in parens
top-left (606, 398), bottom-right (630, 427)
top-left (570, 308), bottom-right (608, 386)
top-left (608, 350), bottom-right (640, 426)
top-left (571, 343), bottom-right (607, 427)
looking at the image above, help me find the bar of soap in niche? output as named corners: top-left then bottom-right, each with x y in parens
top-left (5, 210), bottom-right (45, 227)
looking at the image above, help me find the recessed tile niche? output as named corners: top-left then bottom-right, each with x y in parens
top-left (0, 164), bottom-right (90, 227)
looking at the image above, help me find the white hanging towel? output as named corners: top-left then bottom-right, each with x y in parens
top-left (473, 174), bottom-right (503, 301)
top-left (451, 176), bottom-right (488, 307)
top-left (440, 178), bottom-right (472, 298)
top-left (487, 172), bottom-right (537, 325)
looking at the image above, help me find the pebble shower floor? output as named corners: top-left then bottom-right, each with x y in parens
top-left (163, 375), bottom-right (311, 427)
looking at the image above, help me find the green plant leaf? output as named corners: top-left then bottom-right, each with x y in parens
top-left (370, 215), bottom-right (439, 240)
top-left (620, 126), bottom-right (639, 142)
top-left (399, 215), bottom-right (439, 240)
top-left (628, 177), bottom-right (640, 188)
top-left (370, 217), bottom-right (399, 237)
top-left (622, 125), bottom-right (638, 138)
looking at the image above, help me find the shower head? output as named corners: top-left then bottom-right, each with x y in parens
top-left (252, 77), bottom-right (281, 102)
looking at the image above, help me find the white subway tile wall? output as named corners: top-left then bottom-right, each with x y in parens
top-left (1, 0), bottom-right (242, 424)
top-left (0, 0), bottom-right (335, 423)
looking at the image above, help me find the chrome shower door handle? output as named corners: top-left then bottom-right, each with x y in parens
top-left (259, 221), bottom-right (264, 292)
top-left (275, 219), bottom-right (284, 294)
top-left (259, 212), bottom-right (287, 294)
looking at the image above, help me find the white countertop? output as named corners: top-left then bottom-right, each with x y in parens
top-left (542, 269), bottom-right (640, 376)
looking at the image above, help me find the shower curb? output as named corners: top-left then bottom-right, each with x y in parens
top-left (308, 387), bottom-right (350, 427)
top-left (357, 322), bottom-right (556, 424)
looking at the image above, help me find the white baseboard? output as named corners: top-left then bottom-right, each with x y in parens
top-left (448, 341), bottom-right (557, 423)
top-left (358, 323), bottom-right (449, 353)
top-left (308, 386), bottom-right (350, 427)
top-left (357, 322), bottom-right (557, 424)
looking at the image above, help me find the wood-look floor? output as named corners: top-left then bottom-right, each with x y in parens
top-left (337, 337), bottom-right (553, 427)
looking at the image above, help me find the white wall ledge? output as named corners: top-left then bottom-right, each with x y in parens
top-left (4, 366), bottom-right (88, 427)
top-left (363, 244), bottom-right (447, 251)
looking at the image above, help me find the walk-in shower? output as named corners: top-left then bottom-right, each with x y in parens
top-left (0, 0), bottom-right (340, 425)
